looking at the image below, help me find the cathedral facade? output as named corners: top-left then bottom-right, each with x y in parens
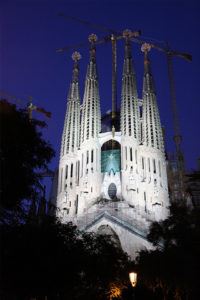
top-left (56, 32), bottom-right (169, 257)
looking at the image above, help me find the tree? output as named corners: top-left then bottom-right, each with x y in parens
top-left (0, 216), bottom-right (130, 300)
top-left (0, 100), bottom-right (54, 211)
top-left (0, 100), bottom-right (130, 299)
top-left (136, 204), bottom-right (200, 299)
top-left (77, 231), bottom-right (129, 300)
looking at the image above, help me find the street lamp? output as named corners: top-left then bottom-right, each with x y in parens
top-left (129, 272), bottom-right (137, 299)
top-left (129, 272), bottom-right (137, 287)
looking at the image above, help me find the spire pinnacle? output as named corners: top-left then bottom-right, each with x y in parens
top-left (81, 33), bottom-right (101, 143)
top-left (141, 43), bottom-right (164, 151)
top-left (121, 29), bottom-right (139, 139)
top-left (88, 33), bottom-right (98, 61)
top-left (141, 43), bottom-right (155, 92)
top-left (123, 29), bottom-right (132, 59)
top-left (86, 34), bottom-right (98, 79)
top-left (60, 52), bottom-right (81, 156)
top-left (71, 51), bottom-right (81, 82)
top-left (122, 29), bottom-right (134, 75)
top-left (72, 51), bottom-right (81, 62)
top-left (141, 43), bottom-right (151, 74)
top-left (141, 42), bottom-right (151, 53)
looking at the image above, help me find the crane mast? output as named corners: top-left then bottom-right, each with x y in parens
top-left (167, 53), bottom-right (185, 200)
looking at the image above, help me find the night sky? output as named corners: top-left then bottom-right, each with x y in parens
top-left (1, 0), bottom-right (200, 180)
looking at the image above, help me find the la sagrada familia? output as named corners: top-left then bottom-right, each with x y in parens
top-left (54, 31), bottom-right (169, 257)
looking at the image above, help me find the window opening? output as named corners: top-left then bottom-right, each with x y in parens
top-left (130, 148), bottom-right (133, 161)
top-left (91, 149), bottom-right (94, 163)
top-left (70, 164), bottom-right (73, 177)
top-left (153, 159), bottom-right (156, 174)
top-left (65, 165), bottom-right (68, 179)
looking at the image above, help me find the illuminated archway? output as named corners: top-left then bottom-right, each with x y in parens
top-left (97, 224), bottom-right (121, 248)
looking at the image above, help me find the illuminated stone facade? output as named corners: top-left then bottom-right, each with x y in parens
top-left (56, 36), bottom-right (169, 258)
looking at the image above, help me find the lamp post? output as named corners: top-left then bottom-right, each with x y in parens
top-left (129, 272), bottom-right (137, 299)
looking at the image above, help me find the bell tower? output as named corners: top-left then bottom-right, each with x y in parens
top-left (57, 51), bottom-right (81, 220)
top-left (120, 30), bottom-right (140, 206)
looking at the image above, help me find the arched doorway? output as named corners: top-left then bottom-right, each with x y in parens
top-left (101, 140), bottom-right (121, 174)
top-left (97, 224), bottom-right (121, 248)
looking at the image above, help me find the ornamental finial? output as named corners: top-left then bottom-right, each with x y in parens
top-left (88, 33), bottom-right (98, 43)
top-left (88, 34), bottom-right (97, 61)
top-left (141, 43), bottom-right (151, 53)
top-left (72, 51), bottom-right (81, 62)
top-left (71, 52), bottom-right (81, 82)
top-left (123, 29), bottom-right (132, 60)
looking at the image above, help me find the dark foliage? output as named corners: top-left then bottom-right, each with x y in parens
top-left (0, 100), bottom-right (55, 209)
top-left (0, 216), bottom-right (130, 300)
top-left (136, 203), bottom-right (200, 299)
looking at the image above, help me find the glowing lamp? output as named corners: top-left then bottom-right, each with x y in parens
top-left (129, 272), bottom-right (137, 287)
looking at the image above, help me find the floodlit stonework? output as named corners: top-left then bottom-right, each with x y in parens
top-left (56, 35), bottom-right (169, 258)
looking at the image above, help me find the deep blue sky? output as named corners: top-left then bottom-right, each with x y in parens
top-left (1, 0), bottom-right (200, 174)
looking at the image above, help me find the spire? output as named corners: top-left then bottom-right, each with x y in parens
top-left (142, 43), bottom-right (155, 92)
top-left (72, 52), bottom-right (80, 82)
top-left (120, 29), bottom-right (139, 139)
top-left (123, 29), bottom-right (134, 73)
top-left (89, 34), bottom-right (97, 61)
top-left (141, 43), bottom-right (164, 151)
top-left (81, 34), bottom-right (101, 143)
top-left (60, 52), bottom-right (81, 156)
top-left (86, 33), bottom-right (98, 78)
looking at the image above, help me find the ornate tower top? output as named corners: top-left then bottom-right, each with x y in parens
top-left (71, 51), bottom-right (81, 83)
top-left (120, 29), bottom-right (139, 139)
top-left (141, 43), bottom-right (164, 151)
top-left (141, 43), bottom-right (152, 72)
top-left (141, 42), bottom-right (151, 53)
top-left (88, 33), bottom-right (98, 43)
top-left (72, 51), bottom-right (81, 61)
top-left (80, 33), bottom-right (101, 143)
top-left (60, 52), bottom-right (81, 156)
top-left (141, 43), bottom-right (155, 92)
top-left (123, 29), bottom-right (132, 60)
top-left (88, 33), bottom-right (98, 62)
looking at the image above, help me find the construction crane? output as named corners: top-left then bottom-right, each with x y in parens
top-left (165, 46), bottom-right (191, 200)
top-left (57, 13), bottom-right (141, 120)
top-left (0, 90), bottom-right (52, 121)
top-left (27, 96), bottom-right (51, 121)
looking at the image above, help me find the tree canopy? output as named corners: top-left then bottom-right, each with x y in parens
top-left (136, 203), bottom-right (200, 300)
top-left (0, 216), bottom-right (130, 300)
top-left (0, 100), bottom-right (133, 300)
top-left (0, 100), bottom-right (54, 210)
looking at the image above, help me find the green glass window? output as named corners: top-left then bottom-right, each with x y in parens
top-left (101, 149), bottom-right (121, 173)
